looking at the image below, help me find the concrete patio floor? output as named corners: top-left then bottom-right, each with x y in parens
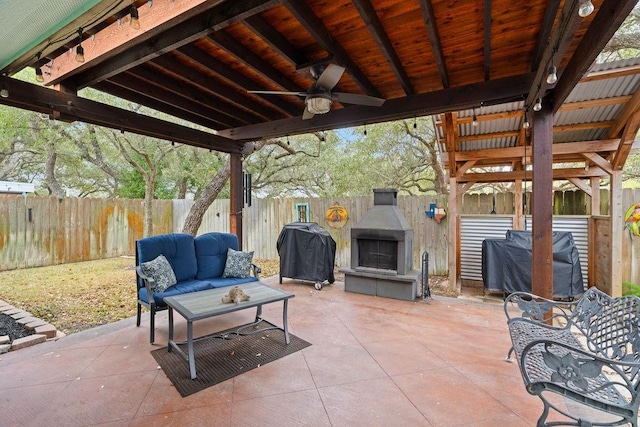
top-left (0, 277), bottom-right (567, 426)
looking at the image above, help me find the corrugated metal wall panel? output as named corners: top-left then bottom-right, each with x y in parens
top-left (460, 215), bottom-right (590, 283)
top-left (460, 215), bottom-right (514, 280)
top-left (525, 216), bottom-right (589, 283)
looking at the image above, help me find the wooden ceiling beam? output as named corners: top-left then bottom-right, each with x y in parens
top-left (62, 0), bottom-right (280, 89)
top-left (552, 0), bottom-right (639, 112)
top-left (443, 112), bottom-right (458, 177)
top-left (483, 0), bottom-right (492, 81)
top-left (559, 95), bottom-right (631, 111)
top-left (123, 67), bottom-right (259, 126)
top-left (417, 0), bottom-right (449, 88)
top-left (579, 64), bottom-right (640, 83)
top-left (554, 121), bottom-right (614, 132)
top-left (282, 0), bottom-right (381, 97)
top-left (0, 77), bottom-right (243, 153)
top-left (530, 0), bottom-right (561, 71)
top-left (454, 139), bottom-right (620, 161)
top-left (43, 0), bottom-right (217, 86)
top-left (581, 152), bottom-right (614, 175)
top-left (352, 0), bottom-right (414, 95)
top-left (612, 109), bottom-right (640, 171)
top-left (93, 81), bottom-right (227, 130)
top-left (457, 167), bottom-right (609, 183)
top-left (207, 31), bottom-right (305, 94)
top-left (175, 46), bottom-right (303, 116)
top-left (218, 72), bottom-right (535, 141)
top-left (526, 0), bottom-right (584, 110)
top-left (145, 57), bottom-right (282, 122)
top-left (242, 14), bottom-right (307, 67)
top-left (606, 84), bottom-right (640, 138)
top-left (107, 73), bottom-right (245, 128)
top-left (459, 130), bottom-right (520, 143)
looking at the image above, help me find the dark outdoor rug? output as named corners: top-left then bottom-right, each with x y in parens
top-left (151, 326), bottom-right (311, 397)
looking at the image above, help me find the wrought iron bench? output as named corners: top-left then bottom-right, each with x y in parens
top-left (504, 287), bottom-right (640, 427)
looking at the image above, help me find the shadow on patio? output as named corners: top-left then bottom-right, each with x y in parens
top-left (0, 276), bottom-right (557, 426)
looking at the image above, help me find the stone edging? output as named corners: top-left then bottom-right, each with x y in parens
top-left (0, 299), bottom-right (65, 354)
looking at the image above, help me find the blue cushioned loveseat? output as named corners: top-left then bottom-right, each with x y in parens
top-left (135, 232), bottom-right (260, 343)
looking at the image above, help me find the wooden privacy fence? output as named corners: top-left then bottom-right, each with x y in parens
top-left (1, 189), bottom-right (639, 283)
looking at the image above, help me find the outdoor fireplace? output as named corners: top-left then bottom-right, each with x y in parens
top-left (340, 189), bottom-right (420, 301)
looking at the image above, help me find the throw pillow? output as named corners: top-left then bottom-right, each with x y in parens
top-left (141, 254), bottom-right (177, 293)
top-left (222, 248), bottom-right (254, 278)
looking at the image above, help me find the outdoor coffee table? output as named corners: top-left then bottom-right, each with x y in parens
top-left (163, 282), bottom-right (294, 379)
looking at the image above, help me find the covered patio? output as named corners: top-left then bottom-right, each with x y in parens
top-left (1, 0), bottom-right (639, 298)
top-left (0, 1), bottom-right (639, 425)
top-left (1, 275), bottom-right (566, 426)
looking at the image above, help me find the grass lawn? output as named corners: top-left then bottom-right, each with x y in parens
top-left (0, 257), bottom-right (279, 334)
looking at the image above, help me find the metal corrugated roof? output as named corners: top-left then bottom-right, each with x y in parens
top-left (438, 57), bottom-right (640, 151)
top-left (0, 0), bottom-right (103, 71)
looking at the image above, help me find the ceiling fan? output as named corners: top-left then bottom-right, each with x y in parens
top-left (248, 64), bottom-right (385, 119)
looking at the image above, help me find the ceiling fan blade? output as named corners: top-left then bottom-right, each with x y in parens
top-left (247, 90), bottom-right (306, 97)
top-left (332, 92), bottom-right (385, 107)
top-left (316, 64), bottom-right (345, 90)
top-left (302, 108), bottom-right (315, 120)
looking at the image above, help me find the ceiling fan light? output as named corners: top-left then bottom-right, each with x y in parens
top-left (578, 0), bottom-right (594, 18)
top-left (306, 96), bottom-right (332, 115)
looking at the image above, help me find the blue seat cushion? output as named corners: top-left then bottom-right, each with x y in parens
top-left (136, 233), bottom-right (197, 282)
top-left (138, 277), bottom-right (259, 306)
top-left (194, 232), bottom-right (239, 279)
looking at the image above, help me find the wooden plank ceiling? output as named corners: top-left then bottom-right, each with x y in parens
top-left (1, 0), bottom-right (638, 179)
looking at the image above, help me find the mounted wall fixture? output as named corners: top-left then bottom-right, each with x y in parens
top-left (533, 98), bottom-right (543, 112)
top-left (578, 0), bottom-right (595, 17)
top-left (130, 5), bottom-right (140, 30)
top-left (75, 28), bottom-right (84, 63)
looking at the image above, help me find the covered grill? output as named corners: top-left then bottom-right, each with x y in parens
top-left (277, 222), bottom-right (336, 290)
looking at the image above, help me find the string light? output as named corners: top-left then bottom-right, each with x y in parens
top-left (578, 0), bottom-right (594, 17)
top-left (546, 65), bottom-right (557, 84)
top-left (533, 98), bottom-right (543, 112)
top-left (523, 108), bottom-right (530, 129)
top-left (472, 108), bottom-right (478, 126)
top-left (75, 28), bottom-right (85, 63)
top-left (130, 5), bottom-right (140, 30)
top-left (34, 52), bottom-right (44, 83)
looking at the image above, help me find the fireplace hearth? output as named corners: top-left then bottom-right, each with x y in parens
top-left (340, 189), bottom-right (420, 301)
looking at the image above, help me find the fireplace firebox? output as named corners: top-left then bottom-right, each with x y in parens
top-left (340, 189), bottom-right (420, 300)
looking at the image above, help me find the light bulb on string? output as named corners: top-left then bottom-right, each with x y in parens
top-left (533, 98), bottom-right (543, 112)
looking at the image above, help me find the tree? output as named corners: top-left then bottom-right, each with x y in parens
top-left (101, 128), bottom-right (174, 236)
top-left (181, 157), bottom-right (230, 235)
top-left (245, 117), bottom-right (445, 197)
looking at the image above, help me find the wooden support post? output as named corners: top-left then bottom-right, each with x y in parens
top-left (448, 177), bottom-right (460, 295)
top-left (610, 170), bottom-right (623, 296)
top-left (514, 178), bottom-right (524, 230)
top-left (531, 100), bottom-right (554, 299)
top-left (230, 153), bottom-right (244, 249)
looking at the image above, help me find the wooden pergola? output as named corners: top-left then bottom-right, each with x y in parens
top-left (1, 0), bottom-right (638, 296)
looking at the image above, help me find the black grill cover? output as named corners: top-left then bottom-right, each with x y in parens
top-left (482, 230), bottom-right (583, 297)
top-left (277, 222), bottom-right (336, 284)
